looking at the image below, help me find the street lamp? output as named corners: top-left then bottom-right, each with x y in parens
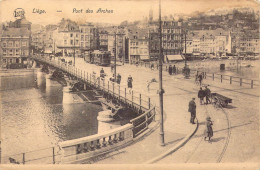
top-left (114, 32), bottom-right (117, 82)
top-left (158, 0), bottom-right (165, 146)
top-left (183, 29), bottom-right (190, 79)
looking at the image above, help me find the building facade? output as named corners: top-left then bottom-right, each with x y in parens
top-left (239, 31), bottom-right (260, 55)
top-left (79, 23), bottom-right (99, 54)
top-left (0, 18), bottom-right (31, 67)
top-left (149, 20), bottom-right (183, 61)
top-left (128, 29), bottom-right (149, 64)
top-left (53, 19), bottom-right (80, 57)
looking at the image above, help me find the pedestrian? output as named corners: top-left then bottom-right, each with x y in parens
top-left (172, 65), bottom-right (176, 75)
top-left (151, 63), bottom-right (154, 71)
top-left (188, 97), bottom-right (196, 124)
top-left (168, 65), bottom-right (173, 75)
top-left (204, 116), bottom-right (213, 142)
top-left (117, 73), bottom-right (121, 84)
top-left (100, 68), bottom-right (105, 78)
top-left (198, 73), bottom-right (203, 86)
top-left (127, 75), bottom-right (133, 94)
top-left (204, 86), bottom-right (211, 104)
top-left (110, 74), bottom-right (115, 82)
top-left (198, 87), bottom-right (205, 105)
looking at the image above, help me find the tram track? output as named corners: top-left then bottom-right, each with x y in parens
top-left (184, 103), bottom-right (231, 163)
top-left (216, 104), bottom-right (231, 163)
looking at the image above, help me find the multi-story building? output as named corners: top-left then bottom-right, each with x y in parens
top-left (239, 31), bottom-right (260, 55)
top-left (99, 29), bottom-right (108, 51)
top-left (128, 29), bottom-right (149, 63)
top-left (79, 23), bottom-right (99, 54)
top-left (101, 26), bottom-right (126, 62)
top-left (183, 28), bottom-right (231, 57)
top-left (149, 20), bottom-right (183, 61)
top-left (43, 25), bottom-right (57, 55)
top-left (31, 30), bottom-right (45, 53)
top-left (53, 19), bottom-right (80, 57)
top-left (0, 18), bottom-right (31, 67)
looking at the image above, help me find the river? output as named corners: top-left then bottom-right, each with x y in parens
top-left (1, 69), bottom-right (102, 159)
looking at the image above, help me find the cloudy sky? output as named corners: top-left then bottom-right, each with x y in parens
top-left (0, 0), bottom-right (259, 25)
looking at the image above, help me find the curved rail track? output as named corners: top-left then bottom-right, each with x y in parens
top-left (185, 103), bottom-right (231, 163)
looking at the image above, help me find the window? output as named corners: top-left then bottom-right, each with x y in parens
top-left (81, 35), bottom-right (84, 41)
top-left (70, 40), bottom-right (73, 45)
top-left (8, 42), bottom-right (13, 47)
top-left (64, 40), bottom-right (67, 45)
top-left (15, 42), bottom-right (19, 47)
top-left (81, 42), bottom-right (83, 47)
top-left (22, 41), bottom-right (27, 47)
top-left (70, 33), bottom-right (73, 37)
top-left (10, 59), bottom-right (12, 63)
top-left (76, 34), bottom-right (78, 38)
top-left (3, 43), bottom-right (6, 47)
top-left (3, 59), bottom-right (6, 63)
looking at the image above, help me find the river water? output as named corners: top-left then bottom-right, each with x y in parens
top-left (1, 69), bottom-right (102, 158)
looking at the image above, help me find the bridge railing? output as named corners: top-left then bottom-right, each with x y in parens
top-left (194, 71), bottom-right (260, 88)
top-left (1, 146), bottom-right (61, 164)
top-left (33, 56), bottom-right (152, 112)
top-left (59, 124), bottom-right (134, 164)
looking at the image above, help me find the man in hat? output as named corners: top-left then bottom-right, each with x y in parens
top-left (100, 68), bottom-right (105, 78)
top-left (188, 98), bottom-right (196, 124)
top-left (117, 73), bottom-right (121, 85)
top-left (198, 87), bottom-right (205, 105)
top-left (127, 75), bottom-right (133, 94)
top-left (204, 86), bottom-right (211, 104)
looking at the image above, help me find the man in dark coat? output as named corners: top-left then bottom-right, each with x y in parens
top-left (172, 65), bottom-right (176, 74)
top-left (198, 73), bottom-right (203, 86)
top-left (168, 65), bottom-right (173, 75)
top-left (100, 68), bottom-right (105, 78)
top-left (204, 86), bottom-right (211, 104)
top-left (198, 87), bottom-right (205, 105)
top-left (188, 98), bottom-right (196, 124)
top-left (117, 74), bottom-right (121, 84)
top-left (127, 75), bottom-right (133, 93)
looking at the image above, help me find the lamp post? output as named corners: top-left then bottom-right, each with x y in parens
top-left (159, 0), bottom-right (165, 146)
top-left (183, 29), bottom-right (190, 79)
top-left (73, 37), bottom-right (76, 66)
top-left (114, 32), bottom-right (117, 82)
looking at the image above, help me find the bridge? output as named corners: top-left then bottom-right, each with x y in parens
top-left (2, 55), bottom-right (158, 164)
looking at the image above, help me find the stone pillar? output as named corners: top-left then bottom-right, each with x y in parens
top-left (36, 69), bottom-right (44, 87)
top-left (45, 73), bottom-right (53, 94)
top-left (62, 86), bottom-right (74, 104)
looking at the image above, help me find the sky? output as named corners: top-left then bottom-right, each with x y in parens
top-left (0, 0), bottom-right (259, 26)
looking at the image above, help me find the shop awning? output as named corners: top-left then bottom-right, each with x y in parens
top-left (166, 55), bottom-right (183, 61)
top-left (140, 55), bottom-right (150, 60)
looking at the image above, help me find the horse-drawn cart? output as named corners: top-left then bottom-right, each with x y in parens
top-left (211, 93), bottom-right (232, 108)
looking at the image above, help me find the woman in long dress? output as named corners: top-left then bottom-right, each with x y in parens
top-left (204, 116), bottom-right (213, 142)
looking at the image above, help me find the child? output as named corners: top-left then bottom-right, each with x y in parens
top-left (204, 116), bottom-right (213, 142)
